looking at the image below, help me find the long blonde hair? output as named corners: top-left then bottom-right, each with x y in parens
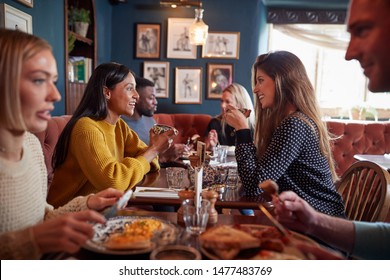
top-left (252, 51), bottom-right (338, 181)
top-left (0, 29), bottom-right (52, 130)
top-left (220, 83), bottom-right (255, 135)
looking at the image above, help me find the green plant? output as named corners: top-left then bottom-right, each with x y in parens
top-left (68, 6), bottom-right (90, 24)
top-left (68, 33), bottom-right (76, 53)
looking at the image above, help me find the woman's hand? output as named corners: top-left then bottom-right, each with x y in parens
top-left (224, 105), bottom-right (249, 131)
top-left (143, 129), bottom-right (177, 162)
top-left (205, 129), bottom-right (218, 150)
top-left (87, 188), bottom-right (123, 211)
top-left (159, 143), bottom-right (192, 162)
top-left (33, 210), bottom-right (105, 254)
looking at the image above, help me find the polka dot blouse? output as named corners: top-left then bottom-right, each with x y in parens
top-left (235, 112), bottom-right (345, 217)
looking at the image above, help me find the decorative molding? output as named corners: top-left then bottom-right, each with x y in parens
top-left (267, 8), bottom-right (346, 24)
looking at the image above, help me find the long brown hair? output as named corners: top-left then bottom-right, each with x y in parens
top-left (252, 51), bottom-right (338, 181)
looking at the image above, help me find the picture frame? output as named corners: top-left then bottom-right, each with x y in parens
top-left (167, 18), bottom-right (197, 59)
top-left (175, 67), bottom-right (202, 104)
top-left (202, 32), bottom-right (240, 59)
top-left (207, 63), bottom-right (233, 99)
top-left (0, 3), bottom-right (32, 34)
top-left (143, 61), bottom-right (170, 98)
top-left (136, 23), bottom-right (161, 59)
top-left (16, 0), bottom-right (33, 8)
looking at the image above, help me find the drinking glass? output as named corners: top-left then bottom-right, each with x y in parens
top-left (182, 199), bottom-right (210, 235)
top-left (226, 168), bottom-right (239, 189)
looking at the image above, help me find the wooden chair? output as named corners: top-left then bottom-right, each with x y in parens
top-left (336, 160), bottom-right (390, 222)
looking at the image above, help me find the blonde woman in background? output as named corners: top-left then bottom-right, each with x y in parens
top-left (205, 83), bottom-right (255, 216)
top-left (205, 83), bottom-right (255, 150)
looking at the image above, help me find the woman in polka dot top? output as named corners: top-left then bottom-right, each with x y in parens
top-left (224, 51), bottom-right (345, 217)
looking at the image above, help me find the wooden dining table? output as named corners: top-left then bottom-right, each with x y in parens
top-left (50, 210), bottom-right (272, 260)
top-left (131, 167), bottom-right (269, 209)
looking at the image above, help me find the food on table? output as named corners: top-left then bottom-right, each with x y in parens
top-left (199, 225), bottom-right (261, 260)
top-left (238, 108), bottom-right (251, 118)
top-left (259, 179), bottom-right (279, 196)
top-left (104, 218), bottom-right (162, 250)
top-left (200, 225), bottom-right (314, 260)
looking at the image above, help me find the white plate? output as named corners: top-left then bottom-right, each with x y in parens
top-left (133, 187), bottom-right (179, 199)
top-left (83, 216), bottom-right (177, 255)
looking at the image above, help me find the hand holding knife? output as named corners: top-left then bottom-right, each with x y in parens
top-left (102, 189), bottom-right (133, 219)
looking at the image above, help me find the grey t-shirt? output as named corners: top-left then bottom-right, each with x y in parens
top-left (122, 115), bottom-right (155, 145)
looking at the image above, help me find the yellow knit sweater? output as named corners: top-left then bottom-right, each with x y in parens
top-left (47, 117), bottom-right (159, 207)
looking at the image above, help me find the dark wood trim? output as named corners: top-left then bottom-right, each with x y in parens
top-left (267, 8), bottom-right (347, 24)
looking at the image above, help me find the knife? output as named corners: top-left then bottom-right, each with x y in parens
top-left (138, 188), bottom-right (177, 192)
top-left (258, 204), bottom-right (289, 237)
top-left (103, 189), bottom-right (133, 220)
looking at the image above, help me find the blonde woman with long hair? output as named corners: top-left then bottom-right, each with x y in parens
top-left (205, 83), bottom-right (255, 150)
top-left (224, 51), bottom-right (345, 217)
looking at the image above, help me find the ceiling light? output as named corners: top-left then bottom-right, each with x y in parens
top-left (189, 8), bottom-right (209, 45)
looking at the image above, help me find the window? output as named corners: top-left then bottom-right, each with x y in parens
top-left (268, 24), bottom-right (390, 120)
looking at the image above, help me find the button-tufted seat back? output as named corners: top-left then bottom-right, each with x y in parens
top-left (33, 115), bottom-right (72, 187)
top-left (327, 120), bottom-right (390, 176)
top-left (153, 113), bottom-right (212, 144)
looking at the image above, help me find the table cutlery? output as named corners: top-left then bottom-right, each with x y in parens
top-left (138, 188), bottom-right (177, 193)
top-left (103, 189), bottom-right (133, 219)
top-left (258, 204), bottom-right (317, 259)
top-left (258, 204), bottom-right (289, 237)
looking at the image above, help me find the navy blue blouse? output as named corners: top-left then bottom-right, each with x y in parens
top-left (235, 112), bottom-right (345, 217)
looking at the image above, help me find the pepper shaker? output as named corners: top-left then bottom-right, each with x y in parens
top-left (201, 188), bottom-right (218, 224)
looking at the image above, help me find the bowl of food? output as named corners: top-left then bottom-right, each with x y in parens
top-left (150, 245), bottom-right (201, 260)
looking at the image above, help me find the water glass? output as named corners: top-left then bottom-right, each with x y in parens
top-left (166, 167), bottom-right (186, 190)
top-left (226, 168), bottom-right (239, 189)
top-left (182, 199), bottom-right (210, 235)
top-left (213, 145), bottom-right (228, 163)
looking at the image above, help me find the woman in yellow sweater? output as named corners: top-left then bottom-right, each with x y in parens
top-left (48, 63), bottom-right (175, 207)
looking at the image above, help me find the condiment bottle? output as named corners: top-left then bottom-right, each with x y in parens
top-left (201, 189), bottom-right (218, 224)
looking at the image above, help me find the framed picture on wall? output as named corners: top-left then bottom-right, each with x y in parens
top-left (0, 4), bottom-right (32, 34)
top-left (16, 0), bottom-right (33, 8)
top-left (167, 18), bottom-right (197, 59)
top-left (202, 32), bottom-right (240, 59)
top-left (175, 67), bottom-right (202, 104)
top-left (136, 23), bottom-right (160, 59)
top-left (143, 61), bottom-right (170, 98)
top-left (207, 63), bottom-right (233, 99)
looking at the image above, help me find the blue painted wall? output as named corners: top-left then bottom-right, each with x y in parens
top-left (110, 0), bottom-right (265, 116)
top-left (1, 0), bottom-right (266, 116)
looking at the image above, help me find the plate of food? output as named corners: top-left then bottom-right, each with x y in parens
top-left (84, 216), bottom-right (177, 255)
top-left (199, 224), bottom-right (319, 260)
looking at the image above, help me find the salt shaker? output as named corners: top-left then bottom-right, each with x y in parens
top-left (201, 189), bottom-right (218, 224)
